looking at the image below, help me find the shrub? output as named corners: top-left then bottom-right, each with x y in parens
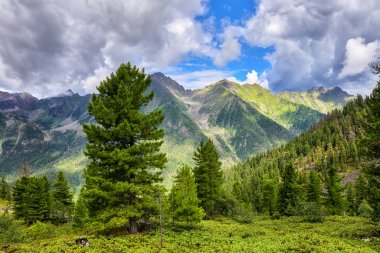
top-left (301, 202), bottom-right (324, 223)
top-left (0, 212), bottom-right (25, 243)
top-left (358, 200), bottom-right (373, 218)
top-left (25, 221), bottom-right (55, 241)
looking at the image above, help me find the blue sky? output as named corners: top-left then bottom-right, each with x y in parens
top-left (0, 0), bottom-right (379, 97)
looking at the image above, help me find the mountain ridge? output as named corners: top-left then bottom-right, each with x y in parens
top-left (0, 74), bottom-right (354, 189)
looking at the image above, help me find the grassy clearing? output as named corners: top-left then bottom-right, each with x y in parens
top-left (3, 216), bottom-right (379, 253)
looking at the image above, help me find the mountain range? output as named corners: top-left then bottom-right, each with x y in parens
top-left (0, 73), bottom-right (354, 189)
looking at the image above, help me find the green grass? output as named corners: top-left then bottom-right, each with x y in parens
top-left (4, 216), bottom-right (379, 253)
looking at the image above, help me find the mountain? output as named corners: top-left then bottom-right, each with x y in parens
top-left (278, 86), bottom-right (355, 114)
top-left (222, 84), bottom-right (378, 217)
top-left (0, 74), bottom-right (353, 189)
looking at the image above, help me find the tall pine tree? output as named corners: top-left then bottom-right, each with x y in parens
top-left (169, 166), bottom-right (204, 224)
top-left (82, 63), bottom-right (167, 233)
top-left (193, 139), bottom-right (223, 218)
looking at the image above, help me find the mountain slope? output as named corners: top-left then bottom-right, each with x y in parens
top-left (0, 74), bottom-right (353, 189)
top-left (278, 86), bottom-right (355, 114)
top-left (226, 82), bottom-right (325, 133)
top-left (185, 80), bottom-right (294, 161)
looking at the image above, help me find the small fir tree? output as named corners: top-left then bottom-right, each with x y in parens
top-left (73, 196), bottom-right (89, 228)
top-left (262, 177), bottom-right (277, 216)
top-left (306, 170), bottom-right (321, 204)
top-left (345, 183), bottom-right (356, 215)
top-left (193, 139), bottom-right (223, 218)
top-left (323, 165), bottom-right (344, 215)
top-left (52, 171), bottom-right (73, 224)
top-left (0, 176), bottom-right (11, 201)
top-left (169, 166), bottom-right (204, 224)
top-left (278, 163), bottom-right (299, 215)
top-left (12, 176), bottom-right (30, 221)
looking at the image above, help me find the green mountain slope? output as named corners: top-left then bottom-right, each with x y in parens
top-left (0, 74), bottom-right (353, 189)
top-left (224, 89), bottom-right (370, 215)
top-left (187, 80), bottom-right (294, 161)
top-left (228, 82), bottom-right (324, 133)
top-left (278, 87), bottom-right (355, 114)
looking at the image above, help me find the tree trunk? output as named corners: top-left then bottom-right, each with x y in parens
top-left (129, 217), bottom-right (138, 234)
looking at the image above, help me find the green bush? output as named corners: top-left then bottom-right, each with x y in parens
top-left (358, 200), bottom-right (373, 218)
top-left (25, 221), bottom-right (55, 241)
top-left (0, 212), bottom-right (25, 243)
top-left (301, 202), bottom-right (324, 223)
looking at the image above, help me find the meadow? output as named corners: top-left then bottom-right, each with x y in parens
top-left (2, 216), bottom-right (379, 253)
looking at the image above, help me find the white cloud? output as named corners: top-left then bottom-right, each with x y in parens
top-left (0, 0), bottom-right (216, 97)
top-left (338, 37), bottom-right (380, 79)
top-left (167, 69), bottom-right (235, 89)
top-left (232, 70), bottom-right (270, 89)
top-left (213, 26), bottom-right (243, 66)
top-left (217, 0), bottom-right (380, 95)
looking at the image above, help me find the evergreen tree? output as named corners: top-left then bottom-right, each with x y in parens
top-left (169, 166), bottom-right (204, 224)
top-left (73, 196), bottom-right (89, 228)
top-left (193, 139), bottom-right (223, 218)
top-left (82, 63), bottom-right (167, 233)
top-left (51, 171), bottom-right (73, 224)
top-left (306, 170), bottom-right (321, 204)
top-left (361, 64), bottom-right (380, 220)
top-left (13, 176), bottom-right (51, 223)
top-left (12, 176), bottom-right (30, 221)
top-left (345, 183), bottom-right (356, 215)
top-left (262, 177), bottom-right (277, 216)
top-left (0, 176), bottom-right (11, 201)
top-left (354, 174), bottom-right (367, 212)
top-left (323, 165), bottom-right (344, 215)
top-left (278, 163), bottom-right (299, 215)
top-left (26, 177), bottom-right (51, 223)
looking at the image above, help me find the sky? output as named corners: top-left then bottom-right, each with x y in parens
top-left (0, 0), bottom-right (380, 98)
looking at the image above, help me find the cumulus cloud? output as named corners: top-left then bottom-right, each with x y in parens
top-left (228, 70), bottom-right (269, 89)
top-left (338, 37), bottom-right (380, 79)
top-left (213, 26), bottom-right (243, 66)
top-left (0, 0), bottom-right (215, 97)
top-left (216, 0), bottom-right (380, 94)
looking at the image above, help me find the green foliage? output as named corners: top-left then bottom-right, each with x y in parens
top-left (169, 166), bottom-right (204, 224)
top-left (5, 217), bottom-right (380, 252)
top-left (0, 212), bottom-right (25, 243)
top-left (193, 139), bottom-right (223, 218)
top-left (278, 163), bottom-right (300, 215)
top-left (360, 67), bottom-right (380, 220)
top-left (323, 165), bottom-right (345, 215)
top-left (51, 171), bottom-right (73, 224)
top-left (301, 202), bottom-right (324, 223)
top-left (12, 176), bottom-right (51, 224)
top-left (82, 63), bottom-right (167, 233)
top-left (25, 221), bottom-right (53, 241)
top-left (306, 170), bottom-right (321, 203)
top-left (346, 183), bottom-right (356, 215)
top-left (73, 195), bottom-right (89, 228)
top-left (358, 200), bottom-right (374, 219)
top-left (262, 177), bottom-right (278, 216)
top-left (0, 175), bottom-right (11, 201)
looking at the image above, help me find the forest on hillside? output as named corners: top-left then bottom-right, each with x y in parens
top-left (0, 63), bottom-right (379, 252)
